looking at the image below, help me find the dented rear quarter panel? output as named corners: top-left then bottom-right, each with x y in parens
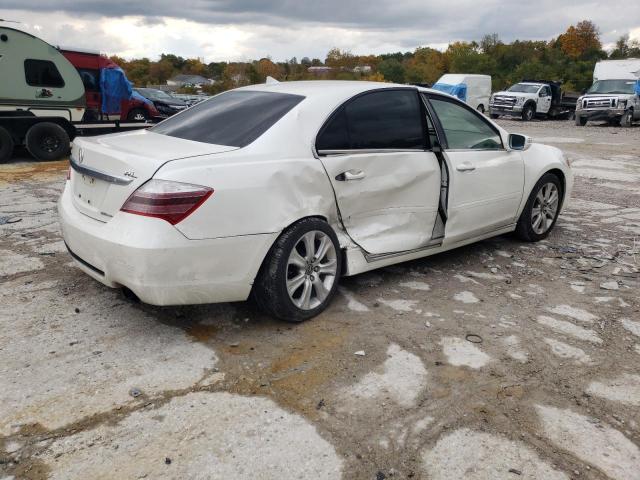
top-left (153, 104), bottom-right (340, 241)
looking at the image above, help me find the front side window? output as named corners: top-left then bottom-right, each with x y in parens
top-left (152, 90), bottom-right (304, 147)
top-left (541, 86), bottom-right (552, 97)
top-left (24, 59), bottom-right (65, 88)
top-left (317, 89), bottom-right (425, 151)
top-left (428, 97), bottom-right (502, 150)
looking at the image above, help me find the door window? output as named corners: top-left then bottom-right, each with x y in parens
top-left (317, 89), bottom-right (426, 151)
top-left (428, 97), bottom-right (502, 150)
top-left (24, 59), bottom-right (65, 88)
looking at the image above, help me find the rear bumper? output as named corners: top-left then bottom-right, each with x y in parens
top-left (58, 184), bottom-right (277, 306)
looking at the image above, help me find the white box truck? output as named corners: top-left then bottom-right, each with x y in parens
top-left (432, 74), bottom-right (492, 113)
top-left (575, 59), bottom-right (640, 127)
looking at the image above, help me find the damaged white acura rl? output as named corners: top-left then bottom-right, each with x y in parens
top-left (59, 81), bottom-right (572, 321)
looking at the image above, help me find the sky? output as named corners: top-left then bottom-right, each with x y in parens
top-left (1, 1), bottom-right (640, 62)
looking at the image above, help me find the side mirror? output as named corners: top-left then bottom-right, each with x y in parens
top-left (508, 133), bottom-right (531, 151)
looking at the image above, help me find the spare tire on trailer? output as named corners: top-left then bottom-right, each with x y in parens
top-left (25, 122), bottom-right (70, 161)
top-left (0, 126), bottom-right (14, 164)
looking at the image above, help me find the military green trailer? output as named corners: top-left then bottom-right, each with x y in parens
top-left (0, 26), bottom-right (87, 162)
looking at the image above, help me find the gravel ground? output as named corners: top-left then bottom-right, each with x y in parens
top-left (1, 118), bottom-right (639, 480)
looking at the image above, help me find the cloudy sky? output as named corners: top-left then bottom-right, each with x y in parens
top-left (2, 1), bottom-right (640, 62)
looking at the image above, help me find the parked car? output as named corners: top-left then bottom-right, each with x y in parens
top-left (432, 74), bottom-right (492, 113)
top-left (59, 81), bottom-right (572, 321)
top-left (60, 48), bottom-right (161, 122)
top-left (489, 80), bottom-right (578, 121)
top-left (134, 88), bottom-right (188, 117)
top-left (575, 59), bottom-right (640, 127)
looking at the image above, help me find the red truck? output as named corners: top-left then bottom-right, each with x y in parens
top-left (60, 48), bottom-right (161, 122)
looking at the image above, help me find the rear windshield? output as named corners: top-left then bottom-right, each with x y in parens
top-left (151, 90), bottom-right (305, 147)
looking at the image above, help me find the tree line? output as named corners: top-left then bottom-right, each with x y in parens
top-left (112, 21), bottom-right (640, 94)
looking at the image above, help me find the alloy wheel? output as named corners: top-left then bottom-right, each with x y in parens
top-left (531, 182), bottom-right (559, 234)
top-left (286, 230), bottom-right (338, 310)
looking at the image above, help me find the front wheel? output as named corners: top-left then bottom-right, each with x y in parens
top-left (490, 113), bottom-right (500, 119)
top-left (621, 110), bottom-right (633, 128)
top-left (253, 218), bottom-right (342, 322)
top-left (521, 104), bottom-right (535, 121)
top-left (515, 173), bottom-right (563, 242)
top-left (575, 115), bottom-right (587, 126)
top-left (477, 104), bottom-right (485, 114)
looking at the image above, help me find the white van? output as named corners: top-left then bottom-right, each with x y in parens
top-left (432, 74), bottom-right (492, 113)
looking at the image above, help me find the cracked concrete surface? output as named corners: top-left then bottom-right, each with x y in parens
top-left (1, 121), bottom-right (640, 479)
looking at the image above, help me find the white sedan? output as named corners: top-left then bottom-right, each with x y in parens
top-left (59, 81), bottom-right (572, 321)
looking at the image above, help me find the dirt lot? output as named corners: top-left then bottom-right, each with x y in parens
top-left (1, 119), bottom-right (639, 480)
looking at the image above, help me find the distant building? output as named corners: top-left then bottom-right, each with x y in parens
top-left (166, 74), bottom-right (215, 88)
top-left (307, 66), bottom-right (333, 76)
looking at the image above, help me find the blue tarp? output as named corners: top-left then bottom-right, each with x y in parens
top-left (635, 80), bottom-right (640, 96)
top-left (432, 82), bottom-right (467, 102)
top-left (100, 67), bottom-right (132, 114)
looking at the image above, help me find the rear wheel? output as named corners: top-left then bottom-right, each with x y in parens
top-left (0, 126), bottom-right (14, 163)
top-left (127, 108), bottom-right (149, 122)
top-left (521, 104), bottom-right (535, 121)
top-left (575, 115), bottom-right (587, 126)
top-left (515, 173), bottom-right (562, 242)
top-left (253, 218), bottom-right (341, 322)
top-left (25, 122), bottom-right (70, 161)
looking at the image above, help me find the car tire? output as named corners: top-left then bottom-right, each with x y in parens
top-left (0, 126), bottom-right (14, 164)
top-left (490, 113), bottom-right (500, 119)
top-left (515, 173), bottom-right (563, 242)
top-left (127, 108), bottom-right (149, 122)
top-left (477, 104), bottom-right (485, 114)
top-left (575, 115), bottom-right (587, 126)
top-left (521, 104), bottom-right (535, 121)
top-left (253, 217), bottom-right (342, 322)
top-left (621, 110), bottom-right (633, 128)
top-left (25, 122), bottom-right (70, 161)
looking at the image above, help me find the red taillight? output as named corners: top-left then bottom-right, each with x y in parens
top-left (121, 179), bottom-right (213, 225)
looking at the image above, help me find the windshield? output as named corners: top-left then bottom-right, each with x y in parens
top-left (587, 80), bottom-right (636, 95)
top-left (151, 90), bottom-right (305, 147)
top-left (507, 84), bottom-right (541, 94)
top-left (137, 88), bottom-right (176, 101)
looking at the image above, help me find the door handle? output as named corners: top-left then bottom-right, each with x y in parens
top-left (456, 162), bottom-right (476, 172)
top-left (336, 169), bottom-right (366, 181)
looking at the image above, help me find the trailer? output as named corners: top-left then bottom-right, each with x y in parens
top-left (0, 25), bottom-right (151, 163)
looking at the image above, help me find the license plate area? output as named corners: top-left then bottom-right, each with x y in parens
top-left (72, 174), bottom-right (110, 214)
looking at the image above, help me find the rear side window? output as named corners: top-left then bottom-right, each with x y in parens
top-left (317, 89), bottom-right (425, 151)
top-left (24, 59), bottom-right (65, 88)
top-left (152, 90), bottom-right (304, 147)
top-left (428, 97), bottom-right (502, 150)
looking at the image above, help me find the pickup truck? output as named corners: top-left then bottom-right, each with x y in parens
top-left (489, 80), bottom-right (578, 121)
top-left (574, 59), bottom-right (640, 127)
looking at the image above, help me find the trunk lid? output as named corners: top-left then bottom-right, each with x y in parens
top-left (70, 129), bottom-right (237, 222)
